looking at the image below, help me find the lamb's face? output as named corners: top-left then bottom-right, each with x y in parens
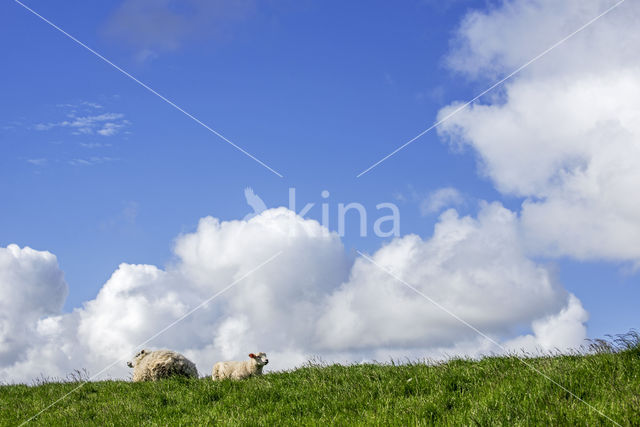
top-left (127, 349), bottom-right (148, 368)
top-left (249, 352), bottom-right (269, 366)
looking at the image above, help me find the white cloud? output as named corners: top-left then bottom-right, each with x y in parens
top-left (81, 102), bottom-right (104, 110)
top-left (26, 158), bottom-right (47, 166)
top-left (36, 111), bottom-right (129, 137)
top-left (99, 201), bottom-right (140, 232)
top-left (316, 202), bottom-right (576, 351)
top-left (437, 0), bottom-right (640, 262)
top-left (420, 187), bottom-right (464, 215)
top-left (56, 102), bottom-right (103, 110)
top-left (97, 122), bottom-right (126, 136)
top-left (504, 294), bottom-right (588, 353)
top-left (0, 245), bottom-right (67, 366)
top-left (79, 142), bottom-right (112, 149)
top-left (64, 113), bottom-right (127, 136)
top-left (445, 0), bottom-right (639, 80)
top-left (0, 207), bottom-right (587, 383)
top-left (68, 157), bottom-right (117, 167)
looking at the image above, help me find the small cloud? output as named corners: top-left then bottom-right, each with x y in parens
top-left (68, 156), bottom-right (117, 166)
top-left (103, 0), bottom-right (257, 61)
top-left (97, 121), bottom-right (128, 136)
top-left (71, 127), bottom-right (94, 135)
top-left (2, 120), bottom-right (25, 131)
top-left (122, 201), bottom-right (139, 224)
top-left (81, 101), bottom-right (103, 109)
top-left (56, 101), bottom-right (103, 110)
top-left (415, 86), bottom-right (446, 104)
top-left (26, 158), bottom-right (48, 166)
top-left (79, 142), bottom-right (112, 149)
top-left (68, 159), bottom-right (92, 166)
top-left (393, 192), bottom-right (407, 202)
top-left (34, 123), bottom-right (55, 131)
top-left (61, 112), bottom-right (125, 134)
top-left (34, 105), bottom-right (129, 137)
top-left (98, 200), bottom-right (140, 231)
top-left (135, 49), bottom-right (158, 63)
top-left (420, 187), bottom-right (465, 215)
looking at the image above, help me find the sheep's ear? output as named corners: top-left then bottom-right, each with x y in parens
top-left (249, 353), bottom-right (256, 359)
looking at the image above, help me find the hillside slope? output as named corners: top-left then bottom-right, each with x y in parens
top-left (2, 342), bottom-right (639, 425)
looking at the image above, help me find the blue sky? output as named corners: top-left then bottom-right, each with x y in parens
top-left (1, 0), bottom-right (638, 380)
top-left (2, 1), bottom-right (496, 299)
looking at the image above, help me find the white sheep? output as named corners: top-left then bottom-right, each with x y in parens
top-left (211, 352), bottom-right (269, 380)
top-left (127, 349), bottom-right (198, 382)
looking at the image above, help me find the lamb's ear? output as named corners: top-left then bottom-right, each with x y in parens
top-left (249, 353), bottom-right (256, 359)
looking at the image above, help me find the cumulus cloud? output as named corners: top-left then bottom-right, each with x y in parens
top-left (504, 294), bottom-right (588, 353)
top-left (0, 207), bottom-right (587, 383)
top-left (316, 202), bottom-right (580, 352)
top-left (0, 245), bottom-right (67, 366)
top-left (437, 0), bottom-right (640, 261)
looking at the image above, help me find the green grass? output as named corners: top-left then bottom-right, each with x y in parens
top-left (1, 334), bottom-right (639, 426)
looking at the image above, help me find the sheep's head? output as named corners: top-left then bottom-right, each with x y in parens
top-left (127, 349), bottom-right (149, 368)
top-left (249, 352), bottom-right (269, 366)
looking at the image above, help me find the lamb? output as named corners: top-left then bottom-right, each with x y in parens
top-left (127, 349), bottom-right (198, 382)
top-left (211, 352), bottom-right (269, 380)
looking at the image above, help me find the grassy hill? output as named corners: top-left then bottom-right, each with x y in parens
top-left (2, 334), bottom-right (639, 426)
